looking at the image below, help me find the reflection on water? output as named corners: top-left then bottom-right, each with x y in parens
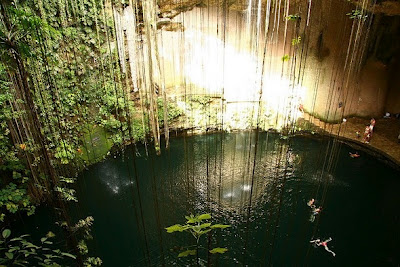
top-left (63, 132), bottom-right (400, 266)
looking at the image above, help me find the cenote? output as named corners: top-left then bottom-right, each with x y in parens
top-left (4, 0), bottom-right (400, 266)
top-left (18, 132), bottom-right (400, 266)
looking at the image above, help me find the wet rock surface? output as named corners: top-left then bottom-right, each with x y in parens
top-left (302, 114), bottom-right (400, 165)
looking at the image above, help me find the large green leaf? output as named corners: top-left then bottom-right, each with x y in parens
top-left (185, 215), bottom-right (197, 224)
top-left (61, 252), bottom-right (76, 259)
top-left (199, 223), bottom-right (211, 229)
top-left (46, 231), bottom-right (55, 238)
top-left (2, 229), bottom-right (11, 239)
top-left (178, 249), bottom-right (196, 257)
top-left (197, 214), bottom-right (211, 221)
top-left (209, 247), bottom-right (228, 254)
top-left (5, 252), bottom-right (14, 259)
top-left (165, 224), bottom-right (186, 233)
top-left (210, 224), bottom-right (230, 229)
top-left (10, 237), bottom-right (23, 242)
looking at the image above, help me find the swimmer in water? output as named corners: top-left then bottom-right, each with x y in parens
top-left (310, 237), bottom-right (336, 256)
top-left (313, 206), bottom-right (322, 215)
top-left (349, 152), bottom-right (360, 158)
top-left (309, 206), bottom-right (321, 222)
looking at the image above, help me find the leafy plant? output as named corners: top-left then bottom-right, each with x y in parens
top-left (73, 216), bottom-right (102, 266)
top-left (347, 9), bottom-right (368, 20)
top-left (157, 98), bottom-right (183, 126)
top-left (85, 256), bottom-right (103, 266)
top-left (189, 96), bottom-right (212, 106)
top-left (0, 183), bottom-right (35, 222)
top-left (54, 177), bottom-right (77, 202)
top-left (0, 228), bottom-right (76, 266)
top-left (291, 36), bottom-right (301, 46)
top-left (73, 216), bottom-right (94, 240)
top-left (282, 54), bottom-right (290, 62)
top-left (131, 118), bottom-right (149, 143)
top-left (165, 213), bottom-right (230, 259)
top-left (54, 142), bottom-right (76, 165)
top-left (285, 14), bottom-right (300, 21)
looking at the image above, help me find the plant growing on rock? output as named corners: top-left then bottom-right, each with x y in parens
top-left (286, 14), bottom-right (300, 21)
top-left (347, 9), bottom-right (368, 20)
top-left (292, 36), bottom-right (301, 46)
top-left (282, 54), bottom-right (290, 62)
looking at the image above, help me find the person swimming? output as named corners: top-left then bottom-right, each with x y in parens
top-left (312, 206), bottom-right (322, 215)
top-left (349, 152), bottom-right (360, 158)
top-left (310, 237), bottom-right (336, 256)
top-left (307, 199), bottom-right (320, 222)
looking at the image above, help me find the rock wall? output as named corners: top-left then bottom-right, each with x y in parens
top-left (118, 0), bottom-right (400, 126)
top-left (295, 0), bottom-right (399, 121)
top-left (383, 16), bottom-right (400, 114)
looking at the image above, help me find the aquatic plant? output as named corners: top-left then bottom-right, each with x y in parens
top-left (165, 213), bottom-right (230, 263)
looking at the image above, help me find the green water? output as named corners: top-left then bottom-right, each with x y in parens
top-left (18, 132), bottom-right (400, 266)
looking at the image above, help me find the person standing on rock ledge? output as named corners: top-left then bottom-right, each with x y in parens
top-left (363, 125), bottom-right (371, 143)
top-left (370, 118), bottom-right (376, 133)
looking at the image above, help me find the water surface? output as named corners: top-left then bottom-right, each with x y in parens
top-left (18, 132), bottom-right (400, 266)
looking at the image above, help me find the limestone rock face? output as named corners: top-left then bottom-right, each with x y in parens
top-left (126, 0), bottom-right (400, 123)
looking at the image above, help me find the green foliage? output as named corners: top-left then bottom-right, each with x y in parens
top-left (0, 183), bottom-right (35, 221)
top-left (165, 214), bottom-right (230, 258)
top-left (54, 186), bottom-right (77, 202)
top-left (77, 240), bottom-right (88, 255)
top-left (0, 64), bottom-right (18, 167)
top-left (54, 142), bottom-right (76, 164)
top-left (285, 14), bottom-right (300, 21)
top-left (84, 256), bottom-right (103, 266)
top-left (189, 96), bottom-right (212, 106)
top-left (157, 98), bottom-right (183, 126)
top-left (100, 115), bottom-right (122, 132)
top-left (72, 216), bottom-right (101, 266)
top-left (0, 5), bottom-right (59, 65)
top-left (291, 36), bottom-right (301, 46)
top-left (2, 229), bottom-right (11, 239)
top-left (73, 216), bottom-right (94, 240)
top-left (347, 9), bottom-right (368, 20)
top-left (0, 229), bottom-right (75, 266)
top-left (209, 247), bottom-right (228, 254)
top-left (165, 224), bottom-right (188, 233)
top-left (281, 54), bottom-right (290, 62)
top-left (0, 64), bottom-right (35, 223)
top-left (210, 224), bottom-right (230, 229)
top-left (131, 118), bottom-right (149, 143)
top-left (178, 249), bottom-right (196, 257)
top-left (54, 176), bottom-right (77, 202)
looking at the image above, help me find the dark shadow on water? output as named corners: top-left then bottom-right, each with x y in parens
top-left (16, 132), bottom-right (400, 266)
